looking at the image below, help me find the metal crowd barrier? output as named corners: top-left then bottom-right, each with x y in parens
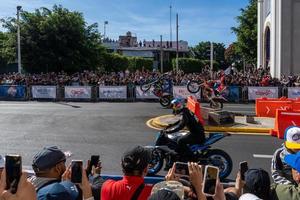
top-left (0, 85), bottom-right (298, 102)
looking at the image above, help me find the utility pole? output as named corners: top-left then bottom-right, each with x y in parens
top-left (176, 13), bottom-right (179, 73)
top-left (160, 35), bottom-right (164, 73)
top-left (17, 6), bottom-right (22, 74)
top-left (104, 21), bottom-right (108, 41)
top-left (210, 41), bottom-right (214, 79)
top-left (170, 5), bottom-right (172, 43)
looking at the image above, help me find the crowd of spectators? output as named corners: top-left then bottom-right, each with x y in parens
top-left (0, 125), bottom-right (300, 200)
top-left (1, 67), bottom-right (300, 87)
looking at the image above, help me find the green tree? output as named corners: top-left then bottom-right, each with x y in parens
top-left (0, 31), bottom-right (16, 67)
top-left (192, 41), bottom-right (226, 69)
top-left (1, 5), bottom-right (106, 73)
top-left (232, 0), bottom-right (257, 65)
top-left (224, 43), bottom-right (243, 70)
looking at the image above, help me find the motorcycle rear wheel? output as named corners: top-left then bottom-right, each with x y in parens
top-left (204, 149), bottom-right (232, 180)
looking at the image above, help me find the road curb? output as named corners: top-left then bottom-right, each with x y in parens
top-left (147, 115), bottom-right (272, 135)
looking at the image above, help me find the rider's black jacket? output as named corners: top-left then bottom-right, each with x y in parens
top-left (165, 107), bottom-right (205, 141)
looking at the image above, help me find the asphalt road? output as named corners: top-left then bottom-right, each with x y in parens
top-left (0, 102), bottom-right (282, 180)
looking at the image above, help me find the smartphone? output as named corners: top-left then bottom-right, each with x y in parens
top-left (239, 161), bottom-right (248, 181)
top-left (5, 155), bottom-right (22, 194)
top-left (174, 162), bottom-right (189, 177)
top-left (203, 165), bottom-right (219, 196)
top-left (86, 155), bottom-right (100, 176)
top-left (71, 160), bottom-right (83, 183)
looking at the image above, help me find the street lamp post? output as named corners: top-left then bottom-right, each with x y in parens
top-left (104, 21), bottom-right (108, 41)
top-left (17, 6), bottom-right (22, 74)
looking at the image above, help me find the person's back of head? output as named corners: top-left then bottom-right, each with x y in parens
top-left (244, 168), bottom-right (270, 200)
top-left (32, 146), bottom-right (67, 179)
top-left (121, 145), bottom-right (151, 176)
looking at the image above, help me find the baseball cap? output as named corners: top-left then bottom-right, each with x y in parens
top-left (244, 169), bottom-right (270, 198)
top-left (284, 151), bottom-right (300, 172)
top-left (0, 155), bottom-right (5, 168)
top-left (149, 181), bottom-right (184, 200)
top-left (284, 126), bottom-right (300, 149)
top-left (121, 146), bottom-right (152, 172)
top-left (37, 181), bottom-right (78, 200)
top-left (32, 146), bottom-right (69, 171)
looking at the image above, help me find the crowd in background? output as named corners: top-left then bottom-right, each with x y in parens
top-left (1, 67), bottom-right (300, 87)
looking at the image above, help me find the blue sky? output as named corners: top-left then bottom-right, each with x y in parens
top-left (0, 0), bottom-right (249, 47)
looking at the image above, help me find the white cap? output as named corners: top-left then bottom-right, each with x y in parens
top-left (0, 155), bottom-right (5, 168)
top-left (239, 193), bottom-right (262, 200)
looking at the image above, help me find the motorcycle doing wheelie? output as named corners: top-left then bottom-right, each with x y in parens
top-left (140, 75), bottom-right (173, 108)
top-left (145, 130), bottom-right (233, 180)
top-left (187, 80), bottom-right (228, 109)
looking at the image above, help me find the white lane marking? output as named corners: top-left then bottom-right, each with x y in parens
top-left (253, 154), bottom-right (273, 159)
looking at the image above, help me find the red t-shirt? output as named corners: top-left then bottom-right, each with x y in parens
top-left (101, 176), bottom-right (152, 200)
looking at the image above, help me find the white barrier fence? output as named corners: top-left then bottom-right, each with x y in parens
top-left (248, 87), bottom-right (279, 100)
top-left (135, 86), bottom-right (159, 99)
top-left (32, 86), bottom-right (57, 99)
top-left (173, 86), bottom-right (201, 99)
top-left (99, 86), bottom-right (127, 99)
top-left (27, 85), bottom-right (300, 101)
top-left (288, 88), bottom-right (300, 99)
top-left (65, 86), bottom-right (92, 99)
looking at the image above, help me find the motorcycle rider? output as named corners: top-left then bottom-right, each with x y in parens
top-left (164, 98), bottom-right (206, 161)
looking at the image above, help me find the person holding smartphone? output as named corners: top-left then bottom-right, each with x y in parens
top-left (29, 146), bottom-right (68, 191)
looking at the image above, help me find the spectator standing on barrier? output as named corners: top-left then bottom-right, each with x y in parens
top-left (271, 126), bottom-right (300, 184)
top-left (29, 146), bottom-right (68, 191)
top-left (101, 146), bottom-right (152, 200)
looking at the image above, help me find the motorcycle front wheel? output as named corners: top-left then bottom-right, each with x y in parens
top-left (140, 83), bottom-right (152, 92)
top-left (147, 149), bottom-right (164, 176)
top-left (159, 96), bottom-right (172, 108)
top-left (187, 80), bottom-right (201, 94)
top-left (204, 149), bottom-right (233, 180)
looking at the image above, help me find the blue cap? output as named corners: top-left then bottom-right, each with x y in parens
top-left (37, 181), bottom-right (79, 200)
top-left (32, 146), bottom-right (66, 171)
top-left (284, 151), bottom-right (300, 172)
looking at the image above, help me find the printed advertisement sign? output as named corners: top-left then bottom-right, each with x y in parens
top-left (65, 86), bottom-right (92, 99)
top-left (32, 86), bottom-right (57, 99)
top-left (135, 86), bottom-right (159, 99)
top-left (99, 86), bottom-right (127, 99)
top-left (288, 88), bottom-right (300, 99)
top-left (173, 86), bottom-right (200, 99)
top-left (0, 85), bottom-right (26, 99)
top-left (248, 87), bottom-right (278, 100)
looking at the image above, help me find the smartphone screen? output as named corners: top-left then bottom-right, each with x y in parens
top-left (174, 162), bottom-right (189, 177)
top-left (71, 160), bottom-right (83, 183)
top-left (203, 166), bottom-right (219, 196)
top-left (239, 161), bottom-right (248, 181)
top-left (86, 155), bottom-right (100, 176)
top-left (5, 155), bottom-right (22, 194)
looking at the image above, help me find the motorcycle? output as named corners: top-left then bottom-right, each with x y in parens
top-left (140, 75), bottom-right (173, 108)
top-left (187, 80), bottom-right (228, 109)
top-left (145, 131), bottom-right (232, 180)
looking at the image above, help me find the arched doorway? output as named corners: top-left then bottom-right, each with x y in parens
top-left (264, 27), bottom-right (271, 68)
